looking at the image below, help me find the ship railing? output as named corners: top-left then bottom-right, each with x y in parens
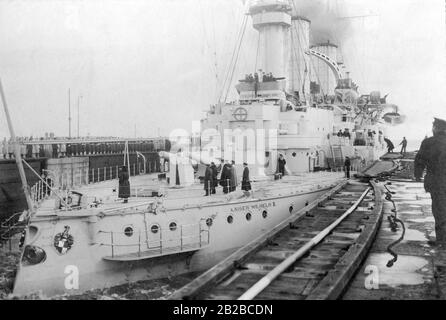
top-left (13, 137), bottom-right (167, 159)
top-left (88, 163), bottom-right (143, 184)
top-left (48, 161), bottom-right (156, 190)
top-left (329, 161), bottom-right (371, 175)
top-left (99, 221), bottom-right (210, 259)
top-left (329, 135), bottom-right (353, 146)
top-left (30, 178), bottom-right (54, 206)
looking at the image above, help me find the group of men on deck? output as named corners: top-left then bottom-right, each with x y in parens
top-left (244, 72), bottom-right (276, 84)
top-left (203, 161), bottom-right (252, 196)
top-left (384, 136), bottom-right (407, 155)
top-left (203, 154), bottom-right (290, 197)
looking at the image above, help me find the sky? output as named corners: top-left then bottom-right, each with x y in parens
top-left (0, 0), bottom-right (445, 141)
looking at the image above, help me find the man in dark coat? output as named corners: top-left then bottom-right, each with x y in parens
top-left (415, 118), bottom-right (446, 245)
top-left (278, 154), bottom-right (286, 177)
top-left (344, 157), bottom-right (351, 179)
top-left (203, 164), bottom-right (214, 196)
top-left (242, 163), bottom-right (251, 191)
top-left (399, 137), bottom-right (408, 155)
top-left (384, 138), bottom-right (394, 153)
top-left (118, 166), bottom-right (130, 203)
top-left (219, 161), bottom-right (231, 194)
top-left (210, 162), bottom-right (218, 194)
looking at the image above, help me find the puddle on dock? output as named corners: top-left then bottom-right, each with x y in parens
top-left (408, 217), bottom-right (435, 224)
top-left (364, 253), bottom-right (431, 288)
top-left (383, 228), bottom-right (428, 242)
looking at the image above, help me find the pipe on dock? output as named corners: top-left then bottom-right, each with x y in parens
top-left (238, 186), bottom-right (371, 300)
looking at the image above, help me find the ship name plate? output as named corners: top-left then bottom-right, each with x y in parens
top-left (230, 201), bottom-right (276, 213)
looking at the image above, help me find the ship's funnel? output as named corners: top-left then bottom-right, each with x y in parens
top-left (249, 1), bottom-right (292, 80)
top-left (288, 15), bottom-right (311, 98)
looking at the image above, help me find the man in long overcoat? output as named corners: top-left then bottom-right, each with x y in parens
top-left (241, 162), bottom-right (251, 191)
top-left (118, 165), bottom-right (130, 203)
top-left (219, 160), bottom-right (231, 194)
top-left (415, 118), bottom-right (446, 245)
top-left (210, 162), bottom-right (218, 194)
top-left (204, 164), bottom-right (214, 196)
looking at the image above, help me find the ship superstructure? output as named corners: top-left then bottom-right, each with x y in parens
top-left (200, 0), bottom-right (400, 177)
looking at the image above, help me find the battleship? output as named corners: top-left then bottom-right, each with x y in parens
top-left (5, 0), bottom-right (404, 297)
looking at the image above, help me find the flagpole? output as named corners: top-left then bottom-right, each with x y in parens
top-left (0, 79), bottom-right (34, 213)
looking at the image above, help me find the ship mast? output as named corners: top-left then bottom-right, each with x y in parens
top-left (0, 79), bottom-right (35, 213)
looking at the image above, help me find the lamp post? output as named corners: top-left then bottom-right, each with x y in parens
top-left (77, 95), bottom-right (82, 138)
top-left (68, 89), bottom-right (71, 139)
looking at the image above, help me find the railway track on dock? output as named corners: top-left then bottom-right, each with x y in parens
top-left (169, 180), bottom-right (384, 300)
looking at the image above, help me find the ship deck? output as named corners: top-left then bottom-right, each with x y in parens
top-left (34, 171), bottom-right (346, 216)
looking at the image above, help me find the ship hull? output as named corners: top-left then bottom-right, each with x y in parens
top-left (13, 183), bottom-right (339, 297)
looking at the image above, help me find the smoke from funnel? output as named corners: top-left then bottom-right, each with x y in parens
top-left (291, 0), bottom-right (351, 45)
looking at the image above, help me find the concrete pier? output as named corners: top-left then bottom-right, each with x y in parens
top-left (344, 153), bottom-right (446, 300)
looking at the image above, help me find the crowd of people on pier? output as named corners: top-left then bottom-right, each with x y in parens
top-left (0, 136), bottom-right (165, 160)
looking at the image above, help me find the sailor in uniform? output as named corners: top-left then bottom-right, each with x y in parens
top-left (219, 160), bottom-right (231, 194)
top-left (210, 162), bottom-right (218, 194)
top-left (118, 166), bottom-right (130, 203)
top-left (278, 154), bottom-right (286, 177)
top-left (414, 118), bottom-right (446, 245)
top-left (241, 163), bottom-right (251, 191)
top-left (344, 156), bottom-right (351, 179)
top-left (203, 164), bottom-right (214, 197)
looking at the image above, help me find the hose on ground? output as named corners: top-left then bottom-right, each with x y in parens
top-left (382, 183), bottom-right (406, 268)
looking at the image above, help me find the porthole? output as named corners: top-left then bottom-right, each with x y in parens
top-left (124, 226), bottom-right (133, 237)
top-left (227, 215), bottom-right (234, 224)
top-left (206, 218), bottom-right (213, 227)
top-left (169, 222), bottom-right (177, 231)
top-left (292, 152), bottom-right (297, 157)
top-left (262, 210), bottom-right (268, 218)
top-left (246, 212), bottom-right (252, 221)
top-left (151, 224), bottom-right (159, 234)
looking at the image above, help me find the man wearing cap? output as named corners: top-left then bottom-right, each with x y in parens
top-left (242, 163), bottom-right (251, 192)
top-left (344, 156), bottom-right (351, 179)
top-left (278, 154), bottom-right (286, 177)
top-left (118, 165), bottom-right (130, 203)
top-left (219, 160), bottom-right (231, 194)
top-left (399, 137), bottom-right (408, 155)
top-left (210, 162), bottom-right (218, 195)
top-left (203, 164), bottom-right (214, 197)
top-left (414, 118), bottom-right (446, 245)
